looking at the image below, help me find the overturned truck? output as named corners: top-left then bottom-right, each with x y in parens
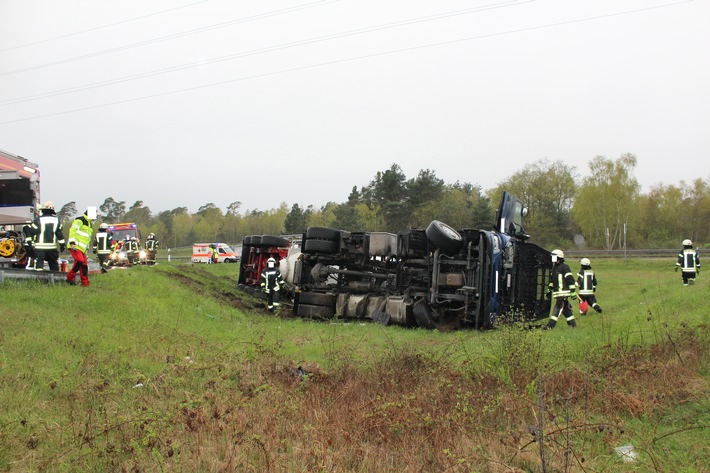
top-left (238, 192), bottom-right (552, 330)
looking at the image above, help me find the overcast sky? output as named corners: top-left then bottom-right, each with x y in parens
top-left (1, 0), bottom-right (708, 215)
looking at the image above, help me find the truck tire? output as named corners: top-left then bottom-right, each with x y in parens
top-left (305, 227), bottom-right (341, 241)
top-left (303, 239), bottom-right (339, 254)
top-left (413, 299), bottom-right (436, 330)
top-left (425, 220), bottom-right (462, 256)
top-left (260, 235), bottom-right (289, 247)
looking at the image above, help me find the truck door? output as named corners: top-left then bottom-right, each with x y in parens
top-left (495, 191), bottom-right (529, 239)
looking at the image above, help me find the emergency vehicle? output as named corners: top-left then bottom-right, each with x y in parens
top-left (0, 149), bottom-right (40, 266)
top-left (106, 223), bottom-right (144, 267)
top-left (106, 222), bottom-right (141, 242)
top-left (191, 243), bottom-right (241, 263)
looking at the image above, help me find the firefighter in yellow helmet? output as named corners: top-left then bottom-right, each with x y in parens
top-left (546, 249), bottom-right (577, 329)
top-left (260, 257), bottom-right (284, 313)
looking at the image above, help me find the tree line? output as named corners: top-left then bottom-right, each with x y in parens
top-left (55, 153), bottom-right (709, 250)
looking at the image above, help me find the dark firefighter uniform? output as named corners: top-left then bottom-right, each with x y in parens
top-left (126, 237), bottom-right (140, 265)
top-left (546, 249), bottom-right (577, 329)
top-left (260, 257), bottom-right (284, 312)
top-left (29, 201), bottom-right (66, 271)
top-left (144, 233), bottom-right (159, 264)
top-left (577, 258), bottom-right (602, 314)
top-left (676, 239), bottom-right (700, 286)
top-left (93, 224), bottom-right (113, 273)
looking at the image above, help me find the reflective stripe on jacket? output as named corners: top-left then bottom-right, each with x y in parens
top-left (577, 269), bottom-right (597, 295)
top-left (551, 262), bottom-right (576, 299)
top-left (677, 249), bottom-right (699, 273)
top-left (68, 215), bottom-right (93, 253)
top-left (94, 230), bottom-right (113, 254)
top-left (31, 214), bottom-right (65, 250)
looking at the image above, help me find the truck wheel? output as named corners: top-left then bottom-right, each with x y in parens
top-left (303, 239), bottom-right (339, 254)
top-left (426, 220), bottom-right (462, 256)
top-left (413, 300), bottom-right (437, 330)
top-left (305, 227), bottom-right (340, 241)
top-left (260, 235), bottom-right (289, 247)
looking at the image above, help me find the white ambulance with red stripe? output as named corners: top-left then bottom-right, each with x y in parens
top-left (191, 243), bottom-right (241, 263)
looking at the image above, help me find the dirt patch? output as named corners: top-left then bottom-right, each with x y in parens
top-left (159, 267), bottom-right (262, 313)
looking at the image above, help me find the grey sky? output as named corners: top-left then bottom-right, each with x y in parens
top-left (1, 0), bottom-right (708, 215)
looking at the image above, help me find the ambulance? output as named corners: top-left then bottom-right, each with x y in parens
top-left (191, 243), bottom-right (241, 263)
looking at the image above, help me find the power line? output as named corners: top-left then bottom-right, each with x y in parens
top-left (0, 0), bottom-right (341, 76)
top-left (0, 0), bottom-right (530, 106)
top-left (0, 0), bottom-right (211, 53)
top-left (0, 0), bottom-right (695, 125)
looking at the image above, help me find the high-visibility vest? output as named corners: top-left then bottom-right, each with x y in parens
top-left (68, 215), bottom-right (93, 253)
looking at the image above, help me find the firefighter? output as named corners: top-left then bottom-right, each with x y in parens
top-left (127, 237), bottom-right (141, 265)
top-left (144, 233), bottom-right (159, 265)
top-left (22, 222), bottom-right (36, 269)
top-left (29, 201), bottom-right (66, 271)
top-left (577, 258), bottom-right (602, 314)
top-left (93, 223), bottom-right (113, 273)
top-left (546, 249), bottom-right (577, 329)
top-left (675, 239), bottom-right (700, 286)
top-left (260, 257), bottom-right (284, 312)
top-left (67, 209), bottom-right (93, 286)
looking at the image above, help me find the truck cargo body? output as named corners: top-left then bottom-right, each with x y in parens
top-left (238, 192), bottom-right (552, 330)
top-left (0, 149), bottom-right (40, 266)
top-left (0, 149), bottom-right (39, 227)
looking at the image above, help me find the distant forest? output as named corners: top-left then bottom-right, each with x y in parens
top-left (56, 154), bottom-right (709, 250)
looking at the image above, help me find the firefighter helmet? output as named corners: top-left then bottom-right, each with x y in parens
top-left (42, 201), bottom-right (55, 210)
top-left (682, 239), bottom-right (692, 246)
top-left (149, 233), bottom-right (155, 239)
top-left (99, 223), bottom-right (108, 230)
top-left (267, 257), bottom-right (276, 268)
top-left (580, 257), bottom-right (591, 266)
top-left (551, 249), bottom-right (564, 260)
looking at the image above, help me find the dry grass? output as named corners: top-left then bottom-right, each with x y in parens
top-left (4, 325), bottom-right (705, 472)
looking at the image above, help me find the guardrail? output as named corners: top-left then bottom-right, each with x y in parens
top-left (563, 249), bottom-right (685, 259)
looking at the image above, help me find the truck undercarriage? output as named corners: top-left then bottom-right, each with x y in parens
top-left (238, 193), bottom-right (552, 330)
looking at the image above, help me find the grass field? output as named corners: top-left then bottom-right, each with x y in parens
top-left (1, 258), bottom-right (707, 472)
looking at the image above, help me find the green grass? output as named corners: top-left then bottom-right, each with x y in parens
top-left (1, 258), bottom-right (707, 472)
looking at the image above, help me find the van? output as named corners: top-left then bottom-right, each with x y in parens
top-left (191, 243), bottom-right (241, 263)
